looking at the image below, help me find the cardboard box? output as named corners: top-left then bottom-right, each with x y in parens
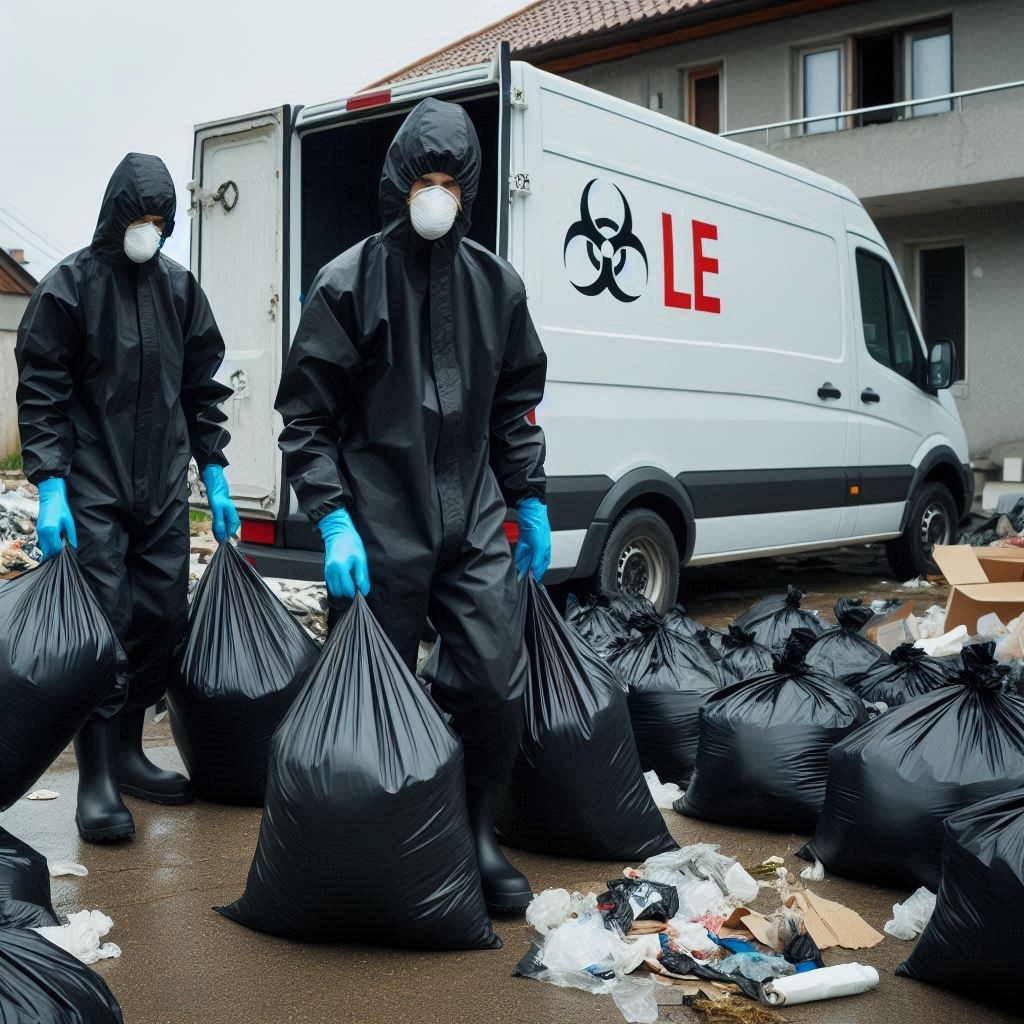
top-left (858, 601), bottom-right (914, 646)
top-left (933, 545), bottom-right (1024, 633)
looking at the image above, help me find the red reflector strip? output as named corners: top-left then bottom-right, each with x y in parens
top-left (503, 522), bottom-right (519, 544)
top-left (240, 519), bottom-right (276, 545)
top-left (346, 89), bottom-right (392, 111)
top-left (526, 408), bottom-right (537, 425)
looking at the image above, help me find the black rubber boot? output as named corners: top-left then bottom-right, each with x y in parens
top-left (117, 710), bottom-right (194, 805)
top-left (74, 718), bottom-right (135, 843)
top-left (466, 784), bottom-right (532, 915)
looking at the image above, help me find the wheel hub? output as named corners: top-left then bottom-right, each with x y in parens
top-left (616, 536), bottom-right (666, 604)
top-left (920, 501), bottom-right (951, 552)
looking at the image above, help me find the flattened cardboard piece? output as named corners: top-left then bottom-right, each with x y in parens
top-left (875, 616), bottom-right (920, 654)
top-left (721, 907), bottom-right (782, 950)
top-left (783, 891), bottom-right (883, 950)
top-left (933, 545), bottom-right (1024, 633)
top-left (933, 545), bottom-right (990, 586)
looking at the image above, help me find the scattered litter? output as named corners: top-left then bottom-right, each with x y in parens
top-left (898, 577), bottom-right (933, 591)
top-left (763, 963), bottom-right (879, 1006)
top-left (47, 862), bottom-right (88, 878)
top-left (799, 859), bottom-right (825, 882)
top-left (25, 789), bottom-right (59, 801)
top-left (610, 977), bottom-right (659, 1023)
top-left (916, 605), bottom-right (948, 639)
top-left (883, 887), bottom-right (936, 940)
top-left (749, 856), bottom-right (785, 875)
top-left (644, 771), bottom-right (683, 809)
top-left (691, 997), bottom-right (781, 1023)
top-left (781, 891), bottom-right (883, 950)
top-left (977, 612), bottom-right (1009, 638)
top-left (34, 910), bottom-right (121, 964)
top-left (914, 624), bottom-right (969, 658)
top-left (526, 889), bottom-right (596, 936)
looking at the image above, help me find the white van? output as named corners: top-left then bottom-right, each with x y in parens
top-left (190, 44), bottom-right (971, 610)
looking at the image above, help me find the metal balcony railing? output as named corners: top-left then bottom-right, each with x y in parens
top-left (720, 79), bottom-right (1024, 143)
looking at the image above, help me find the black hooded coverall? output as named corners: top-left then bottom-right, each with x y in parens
top-left (16, 154), bottom-right (232, 713)
top-left (276, 100), bottom-right (547, 788)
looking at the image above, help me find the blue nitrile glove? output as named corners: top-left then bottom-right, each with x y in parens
top-left (36, 477), bottom-right (77, 562)
top-left (515, 496), bottom-right (552, 581)
top-left (202, 464), bottom-right (241, 543)
top-left (319, 507), bottom-right (370, 600)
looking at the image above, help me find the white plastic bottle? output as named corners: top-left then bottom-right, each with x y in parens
top-left (763, 964), bottom-right (880, 1006)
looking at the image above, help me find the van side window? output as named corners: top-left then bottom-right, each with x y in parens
top-left (855, 250), bottom-right (925, 386)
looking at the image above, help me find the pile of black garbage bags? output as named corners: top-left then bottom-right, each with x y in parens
top-left (566, 584), bottom-right (1024, 1010)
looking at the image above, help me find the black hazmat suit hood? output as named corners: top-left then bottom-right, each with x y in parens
top-left (16, 152), bottom-right (232, 711)
top-left (276, 99), bottom-right (547, 788)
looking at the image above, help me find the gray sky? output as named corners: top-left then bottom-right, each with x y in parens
top-left (0, 0), bottom-right (525, 278)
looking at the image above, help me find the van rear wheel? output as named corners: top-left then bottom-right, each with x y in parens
top-left (594, 508), bottom-right (680, 613)
top-left (886, 482), bottom-right (958, 580)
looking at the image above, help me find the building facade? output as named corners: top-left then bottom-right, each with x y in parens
top-left (0, 249), bottom-right (37, 459)
top-left (383, 0), bottom-right (1024, 458)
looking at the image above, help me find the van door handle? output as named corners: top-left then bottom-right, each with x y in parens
top-left (861, 388), bottom-right (881, 404)
top-left (817, 383), bottom-right (842, 400)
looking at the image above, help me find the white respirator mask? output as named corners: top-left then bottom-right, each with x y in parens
top-left (409, 185), bottom-right (460, 241)
top-left (123, 222), bottom-right (163, 263)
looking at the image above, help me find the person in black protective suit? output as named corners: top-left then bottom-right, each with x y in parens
top-left (276, 99), bottom-right (552, 914)
top-left (16, 153), bottom-right (240, 843)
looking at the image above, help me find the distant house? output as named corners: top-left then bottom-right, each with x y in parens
top-left (0, 248), bottom-right (38, 459)
top-left (377, 0), bottom-right (1024, 460)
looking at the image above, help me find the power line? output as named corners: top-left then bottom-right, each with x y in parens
top-left (0, 193), bottom-right (69, 254)
top-left (0, 213), bottom-right (65, 264)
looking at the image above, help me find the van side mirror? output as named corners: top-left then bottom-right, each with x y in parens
top-left (928, 339), bottom-right (955, 390)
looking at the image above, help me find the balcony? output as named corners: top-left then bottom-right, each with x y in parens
top-left (722, 81), bottom-right (1024, 218)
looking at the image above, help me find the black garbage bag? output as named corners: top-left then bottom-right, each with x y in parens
top-left (849, 643), bottom-right (958, 707)
top-left (496, 578), bottom-right (675, 860)
top-left (801, 645), bottom-right (1024, 889)
top-left (609, 591), bottom-right (658, 625)
top-left (599, 879), bottom-right (679, 933)
top-left (0, 546), bottom-right (124, 810)
top-left (897, 787), bottom-right (1024, 1008)
top-left (0, 827), bottom-right (58, 929)
top-left (218, 593), bottom-right (497, 949)
top-left (677, 630), bottom-right (869, 832)
top-left (718, 626), bottom-right (775, 683)
top-left (565, 593), bottom-right (628, 657)
top-left (607, 611), bottom-right (724, 788)
top-left (0, 927), bottom-right (123, 1022)
top-left (804, 598), bottom-right (888, 680)
top-left (734, 585), bottom-right (826, 650)
top-left (168, 542), bottom-right (320, 805)
top-left (662, 604), bottom-right (702, 638)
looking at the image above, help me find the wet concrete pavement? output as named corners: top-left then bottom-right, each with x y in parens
top-left (2, 546), bottom-right (1018, 1024)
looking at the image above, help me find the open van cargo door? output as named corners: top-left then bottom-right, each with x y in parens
top-left (190, 106), bottom-right (290, 519)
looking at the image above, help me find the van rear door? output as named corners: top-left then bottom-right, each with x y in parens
top-left (190, 106), bottom-right (290, 519)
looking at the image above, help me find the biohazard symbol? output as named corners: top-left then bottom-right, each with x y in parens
top-left (563, 179), bottom-right (648, 302)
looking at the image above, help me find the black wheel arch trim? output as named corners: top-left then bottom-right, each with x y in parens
top-left (572, 468), bottom-right (696, 579)
top-left (899, 447), bottom-right (973, 531)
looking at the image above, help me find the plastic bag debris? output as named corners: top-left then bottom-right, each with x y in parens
top-left (883, 886), bottom-right (936, 940)
top-left (25, 789), bottom-right (59, 801)
top-left (802, 645), bottom-right (1024, 889)
top-left (48, 862), bottom-right (88, 878)
top-left (994, 612), bottom-right (1024, 663)
top-left (218, 593), bottom-right (496, 949)
top-left (678, 631), bottom-right (869, 832)
top-left (0, 928), bottom-right (124, 1022)
top-left (916, 605), bottom-right (948, 639)
top-left (734, 585), bottom-right (826, 650)
top-left (645, 770), bottom-right (683, 809)
top-left (610, 977), bottom-right (659, 1024)
top-left (977, 612), bottom-right (1009, 638)
top-left (526, 889), bottom-right (598, 936)
top-left (915, 625), bottom-right (969, 658)
top-left (599, 879), bottom-right (679, 934)
top-left (804, 598), bottom-right (888, 681)
top-left (169, 542), bottom-right (320, 805)
top-left (0, 826), bottom-right (58, 929)
top-left (608, 611), bottom-right (723, 787)
top-left (644, 844), bottom-right (759, 906)
top-left (898, 576), bottom-right (933, 590)
top-left (717, 951), bottom-right (795, 983)
top-left (897, 787), bottom-right (1024, 1008)
top-left (0, 546), bottom-right (125, 810)
top-left (34, 909), bottom-right (121, 964)
top-left (763, 963), bottom-right (879, 1006)
top-left (849, 643), bottom-right (958, 707)
top-left (717, 626), bottom-right (775, 683)
top-left (799, 859), bottom-right (825, 882)
top-left (497, 578), bottom-right (676, 860)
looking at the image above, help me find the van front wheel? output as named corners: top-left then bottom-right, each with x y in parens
top-left (886, 482), bottom-right (958, 580)
top-left (595, 508), bottom-right (680, 613)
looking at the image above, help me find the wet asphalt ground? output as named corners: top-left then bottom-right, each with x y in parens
top-left (2, 545), bottom-right (1020, 1024)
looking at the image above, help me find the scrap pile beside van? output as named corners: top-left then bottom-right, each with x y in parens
top-left (557, 580), bottom-right (1024, 1018)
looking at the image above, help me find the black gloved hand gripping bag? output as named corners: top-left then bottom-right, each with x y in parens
top-left (218, 593), bottom-right (497, 950)
top-left (804, 598), bottom-right (889, 681)
top-left (607, 611), bottom-right (724, 788)
top-left (734, 585), bottom-right (827, 650)
top-left (0, 927), bottom-right (123, 1022)
top-left (168, 542), bottom-right (320, 805)
top-left (897, 787), bottom-right (1024, 1009)
top-left (496, 577), bottom-right (676, 860)
top-left (0, 545), bottom-right (125, 810)
top-left (0, 827), bottom-right (58, 929)
top-left (801, 645), bottom-right (1024, 889)
top-left (677, 629), bottom-right (869, 832)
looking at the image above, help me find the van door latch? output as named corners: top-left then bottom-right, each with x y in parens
top-left (817, 383), bottom-right (842, 401)
top-left (509, 172), bottom-right (531, 197)
top-left (510, 87), bottom-right (528, 109)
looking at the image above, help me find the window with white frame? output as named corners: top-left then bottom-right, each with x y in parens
top-left (801, 46), bottom-right (844, 134)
